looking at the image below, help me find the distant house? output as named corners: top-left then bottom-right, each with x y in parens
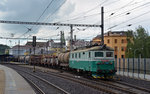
top-left (10, 37), bottom-right (66, 56)
top-left (9, 45), bottom-right (30, 56)
top-left (25, 42), bottom-right (47, 55)
top-left (73, 40), bottom-right (90, 49)
top-left (47, 39), bottom-right (66, 55)
top-left (92, 35), bottom-right (102, 45)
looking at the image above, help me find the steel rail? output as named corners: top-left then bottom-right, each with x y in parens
top-left (42, 70), bottom-right (137, 94)
top-left (115, 81), bottom-right (150, 93)
top-left (9, 64), bottom-right (117, 94)
top-left (16, 64), bottom-right (134, 94)
top-left (5, 63), bottom-right (148, 94)
top-left (21, 75), bottom-right (45, 94)
top-left (13, 67), bottom-right (70, 94)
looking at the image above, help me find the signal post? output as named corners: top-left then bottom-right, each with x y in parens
top-left (32, 36), bottom-right (36, 72)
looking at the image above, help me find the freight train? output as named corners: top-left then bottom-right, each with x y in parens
top-left (19, 45), bottom-right (116, 79)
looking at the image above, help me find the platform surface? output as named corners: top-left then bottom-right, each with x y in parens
top-left (0, 64), bottom-right (35, 94)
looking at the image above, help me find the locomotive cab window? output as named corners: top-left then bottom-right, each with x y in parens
top-left (95, 52), bottom-right (103, 57)
top-left (72, 53), bottom-right (74, 58)
top-left (106, 52), bottom-right (113, 57)
top-left (75, 53), bottom-right (77, 58)
top-left (79, 53), bottom-right (81, 58)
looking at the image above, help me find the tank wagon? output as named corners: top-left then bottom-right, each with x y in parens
top-left (58, 45), bottom-right (116, 79)
top-left (58, 52), bottom-right (70, 67)
top-left (29, 55), bottom-right (43, 65)
top-left (28, 55), bottom-right (59, 67)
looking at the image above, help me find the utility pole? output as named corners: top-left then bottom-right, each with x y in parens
top-left (18, 40), bottom-right (20, 62)
top-left (70, 25), bottom-right (73, 51)
top-left (101, 7), bottom-right (104, 45)
top-left (60, 31), bottom-right (63, 52)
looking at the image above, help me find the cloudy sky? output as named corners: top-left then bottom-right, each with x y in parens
top-left (0, 0), bottom-right (150, 46)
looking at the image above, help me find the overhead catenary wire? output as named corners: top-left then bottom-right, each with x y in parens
top-left (3, 0), bottom-right (150, 43)
top-left (27, 0), bottom-right (67, 38)
top-left (114, 17), bottom-right (150, 30)
top-left (58, 13), bottom-right (101, 23)
top-left (55, 0), bottom-right (109, 23)
top-left (17, 0), bottom-right (108, 39)
top-left (108, 9), bottom-right (150, 30)
top-left (18, 0), bottom-right (55, 38)
top-left (43, 0), bottom-right (67, 23)
top-left (105, 0), bottom-right (143, 13)
top-left (27, 0), bottom-right (106, 39)
top-left (105, 2), bottom-right (150, 21)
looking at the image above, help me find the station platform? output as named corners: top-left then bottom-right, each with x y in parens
top-left (0, 64), bottom-right (35, 94)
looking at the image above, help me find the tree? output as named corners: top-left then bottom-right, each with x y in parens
top-left (126, 26), bottom-right (150, 58)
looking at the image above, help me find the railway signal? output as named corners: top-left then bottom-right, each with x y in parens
top-left (32, 36), bottom-right (36, 47)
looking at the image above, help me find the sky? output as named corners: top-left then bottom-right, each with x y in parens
top-left (0, 0), bottom-right (150, 47)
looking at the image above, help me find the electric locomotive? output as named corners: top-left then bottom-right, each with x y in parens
top-left (58, 45), bottom-right (116, 79)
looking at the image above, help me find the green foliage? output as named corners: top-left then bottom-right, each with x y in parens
top-left (0, 44), bottom-right (10, 55)
top-left (126, 26), bottom-right (150, 58)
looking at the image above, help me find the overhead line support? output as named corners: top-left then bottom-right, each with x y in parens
top-left (0, 20), bottom-right (101, 27)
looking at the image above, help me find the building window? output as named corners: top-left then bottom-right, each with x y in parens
top-left (72, 54), bottom-right (74, 58)
top-left (121, 39), bottom-right (124, 43)
top-left (121, 47), bottom-right (124, 51)
top-left (121, 55), bottom-right (124, 58)
top-left (115, 55), bottom-right (117, 58)
top-left (115, 46), bottom-right (118, 51)
top-left (114, 39), bottom-right (117, 43)
top-left (107, 39), bottom-right (110, 43)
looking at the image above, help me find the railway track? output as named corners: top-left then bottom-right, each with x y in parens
top-left (22, 75), bottom-right (45, 94)
top-left (14, 65), bottom-right (140, 94)
top-left (14, 67), bottom-right (70, 94)
top-left (41, 70), bottom-right (138, 94)
top-left (4, 63), bottom-right (150, 94)
top-left (28, 65), bottom-right (150, 94)
top-left (114, 80), bottom-right (150, 93)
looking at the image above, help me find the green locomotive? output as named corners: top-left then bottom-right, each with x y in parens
top-left (69, 45), bottom-right (116, 79)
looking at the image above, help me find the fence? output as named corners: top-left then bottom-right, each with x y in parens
top-left (115, 58), bottom-right (150, 79)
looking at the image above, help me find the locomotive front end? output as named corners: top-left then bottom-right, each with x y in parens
top-left (92, 51), bottom-right (116, 79)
